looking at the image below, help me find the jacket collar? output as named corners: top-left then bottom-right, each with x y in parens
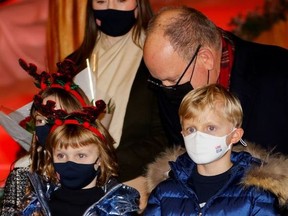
top-left (146, 143), bottom-right (288, 208)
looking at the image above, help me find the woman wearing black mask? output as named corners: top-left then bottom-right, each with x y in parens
top-left (67, 0), bottom-right (169, 210)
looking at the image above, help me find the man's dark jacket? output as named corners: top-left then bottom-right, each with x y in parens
top-left (158, 32), bottom-right (288, 154)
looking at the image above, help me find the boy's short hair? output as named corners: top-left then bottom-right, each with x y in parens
top-left (179, 84), bottom-right (243, 127)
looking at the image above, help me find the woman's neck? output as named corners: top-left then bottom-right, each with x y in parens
top-left (101, 33), bottom-right (125, 46)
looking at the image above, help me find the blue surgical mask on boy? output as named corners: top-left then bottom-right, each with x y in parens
top-left (93, 8), bottom-right (136, 37)
top-left (53, 160), bottom-right (99, 190)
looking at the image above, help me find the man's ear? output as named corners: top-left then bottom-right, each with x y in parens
top-left (198, 48), bottom-right (215, 71)
top-left (231, 128), bottom-right (244, 144)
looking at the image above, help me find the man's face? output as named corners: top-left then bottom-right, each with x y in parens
top-left (144, 30), bottom-right (214, 90)
top-left (143, 32), bottom-right (190, 87)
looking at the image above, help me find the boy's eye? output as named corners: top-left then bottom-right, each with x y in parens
top-left (186, 127), bottom-right (196, 135)
top-left (207, 126), bottom-right (216, 132)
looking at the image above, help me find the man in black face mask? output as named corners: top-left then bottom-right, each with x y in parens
top-left (143, 6), bottom-right (288, 155)
top-left (146, 44), bottom-right (201, 145)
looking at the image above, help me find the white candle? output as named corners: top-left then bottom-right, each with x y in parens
top-left (86, 58), bottom-right (95, 106)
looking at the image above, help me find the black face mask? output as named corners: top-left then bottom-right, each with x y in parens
top-left (35, 125), bottom-right (51, 147)
top-left (54, 161), bottom-right (99, 190)
top-left (153, 82), bottom-right (193, 146)
top-left (93, 8), bottom-right (136, 37)
top-left (148, 76), bottom-right (194, 106)
top-left (148, 45), bottom-right (201, 145)
top-left (161, 82), bottom-right (193, 106)
top-left (148, 45), bottom-right (201, 105)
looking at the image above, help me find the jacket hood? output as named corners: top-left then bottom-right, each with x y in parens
top-left (145, 143), bottom-right (288, 207)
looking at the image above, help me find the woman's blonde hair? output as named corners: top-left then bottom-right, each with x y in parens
top-left (179, 84), bottom-right (243, 128)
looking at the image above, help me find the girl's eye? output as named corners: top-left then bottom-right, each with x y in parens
top-left (56, 153), bottom-right (65, 160)
top-left (35, 117), bottom-right (47, 126)
top-left (78, 154), bottom-right (86, 159)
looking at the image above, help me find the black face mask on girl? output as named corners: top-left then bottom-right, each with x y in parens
top-left (35, 124), bottom-right (52, 147)
top-left (54, 160), bottom-right (100, 190)
top-left (93, 8), bottom-right (136, 37)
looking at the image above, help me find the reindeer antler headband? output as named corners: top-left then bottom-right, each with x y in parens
top-left (33, 95), bottom-right (106, 141)
top-left (19, 58), bottom-right (87, 106)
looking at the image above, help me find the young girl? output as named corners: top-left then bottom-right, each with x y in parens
top-left (21, 104), bottom-right (140, 215)
top-left (66, 0), bottom-right (169, 210)
top-left (0, 58), bottom-right (90, 216)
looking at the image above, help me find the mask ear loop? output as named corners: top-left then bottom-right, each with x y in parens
top-left (175, 45), bottom-right (201, 86)
top-left (189, 54), bottom-right (198, 84)
top-left (230, 128), bottom-right (247, 147)
top-left (227, 128), bottom-right (237, 151)
top-left (95, 157), bottom-right (100, 165)
top-left (94, 157), bottom-right (101, 176)
top-left (239, 139), bottom-right (248, 147)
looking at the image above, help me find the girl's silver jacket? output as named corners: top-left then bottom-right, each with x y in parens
top-left (22, 174), bottom-right (139, 216)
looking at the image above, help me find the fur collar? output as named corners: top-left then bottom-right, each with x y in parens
top-left (145, 143), bottom-right (288, 207)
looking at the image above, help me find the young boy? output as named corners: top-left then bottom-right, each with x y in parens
top-left (144, 84), bottom-right (287, 215)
